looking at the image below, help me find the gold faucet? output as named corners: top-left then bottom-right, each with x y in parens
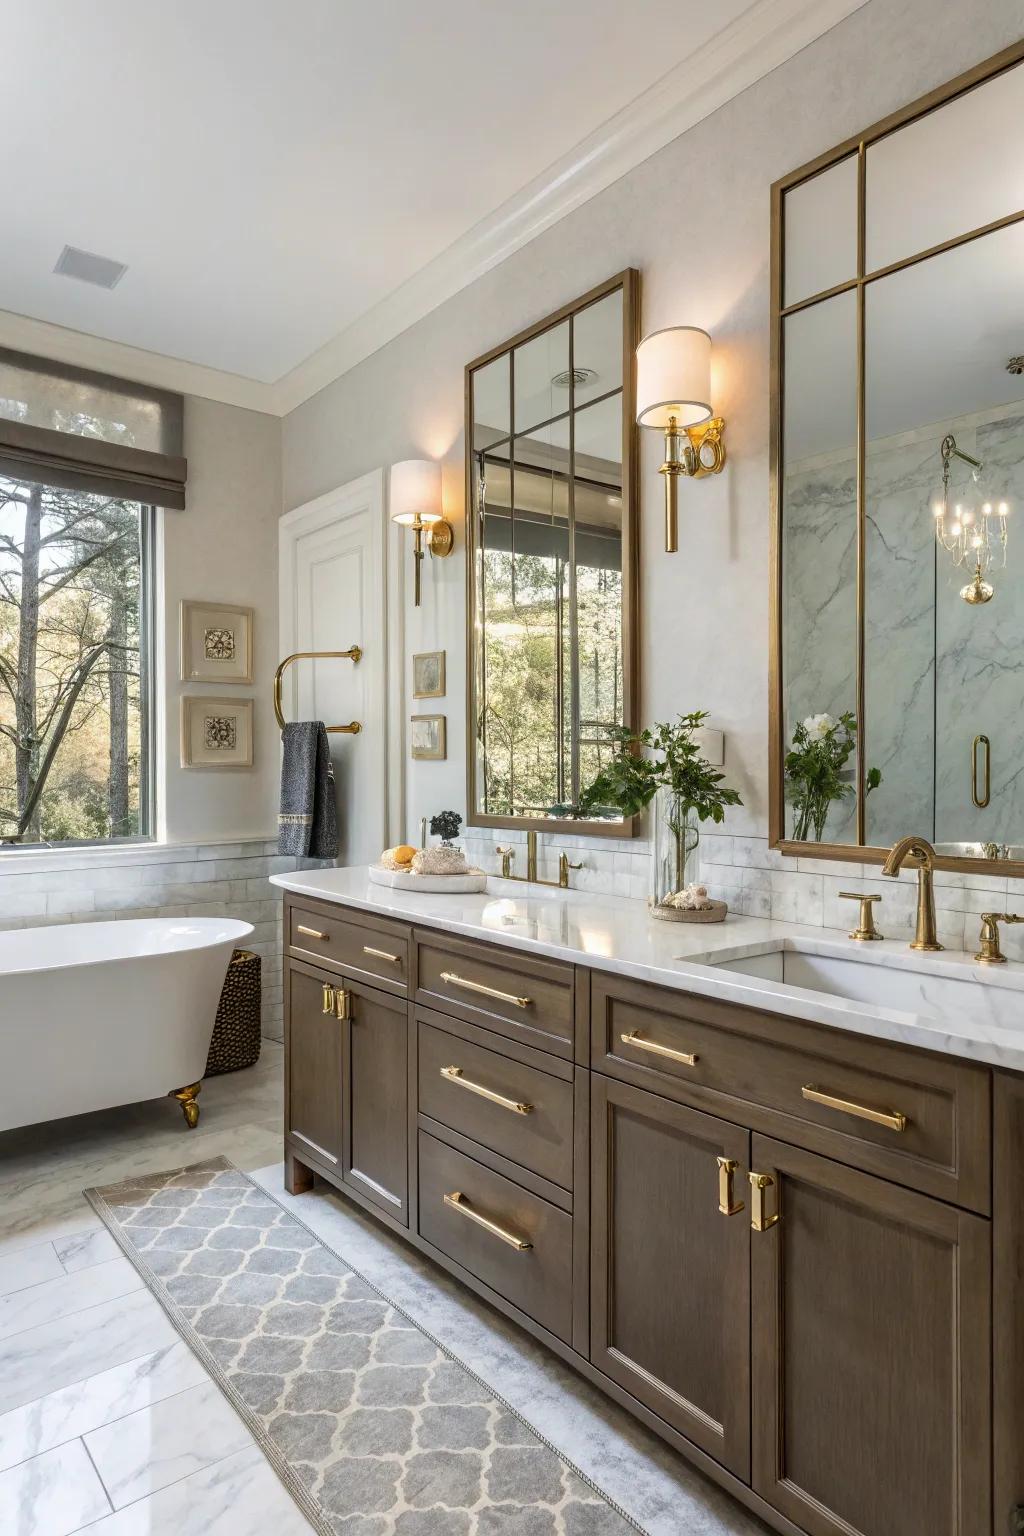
top-left (975, 912), bottom-right (1024, 964)
top-left (495, 830), bottom-right (582, 889)
top-left (881, 835), bottom-right (942, 951)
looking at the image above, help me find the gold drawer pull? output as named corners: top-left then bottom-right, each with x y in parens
top-left (443, 1191), bottom-right (532, 1250)
top-left (440, 1065), bottom-right (533, 1115)
top-left (363, 945), bottom-right (402, 965)
top-left (802, 1084), bottom-right (907, 1133)
top-left (334, 987), bottom-right (352, 1022)
top-left (321, 982), bottom-right (335, 1015)
top-left (749, 1172), bottom-right (779, 1233)
top-left (716, 1156), bottom-right (744, 1216)
top-left (619, 1030), bottom-right (698, 1067)
top-left (439, 971), bottom-right (531, 1009)
top-left (297, 924), bottom-right (328, 941)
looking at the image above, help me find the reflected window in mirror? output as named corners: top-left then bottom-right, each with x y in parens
top-left (466, 272), bottom-right (638, 835)
top-left (772, 43), bottom-right (1024, 874)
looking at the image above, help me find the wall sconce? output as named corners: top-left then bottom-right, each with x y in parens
top-left (635, 326), bottom-right (726, 553)
top-left (390, 459), bottom-right (454, 607)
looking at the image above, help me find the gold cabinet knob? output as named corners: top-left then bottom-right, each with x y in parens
top-left (839, 891), bottom-right (883, 941)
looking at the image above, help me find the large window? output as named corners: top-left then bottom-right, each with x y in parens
top-left (0, 476), bottom-right (154, 845)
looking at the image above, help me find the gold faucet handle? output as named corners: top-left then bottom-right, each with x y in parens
top-left (839, 891), bottom-right (883, 942)
top-left (495, 845), bottom-right (515, 878)
top-left (975, 912), bottom-right (1024, 964)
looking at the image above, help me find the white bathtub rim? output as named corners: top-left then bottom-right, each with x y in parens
top-left (0, 916), bottom-right (254, 978)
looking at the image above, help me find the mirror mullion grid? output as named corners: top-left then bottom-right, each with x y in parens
top-left (772, 38), bottom-right (1024, 874)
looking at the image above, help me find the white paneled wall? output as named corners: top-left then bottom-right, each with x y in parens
top-left (0, 840), bottom-right (299, 1041)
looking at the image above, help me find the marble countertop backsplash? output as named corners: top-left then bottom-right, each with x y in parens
top-left (270, 856), bottom-right (1024, 1074)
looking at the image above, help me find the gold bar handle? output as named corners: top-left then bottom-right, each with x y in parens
top-left (297, 924), bottom-right (328, 941)
top-left (717, 1156), bottom-right (744, 1216)
top-left (619, 1030), bottom-right (698, 1067)
top-left (363, 945), bottom-right (402, 965)
top-left (439, 971), bottom-right (531, 1009)
top-left (972, 733), bottom-right (991, 809)
top-left (443, 1191), bottom-right (532, 1251)
top-left (749, 1172), bottom-right (779, 1233)
top-left (321, 983), bottom-right (335, 1015)
top-left (334, 987), bottom-right (352, 1022)
top-left (802, 1084), bottom-right (907, 1133)
top-left (440, 1066), bottom-right (533, 1116)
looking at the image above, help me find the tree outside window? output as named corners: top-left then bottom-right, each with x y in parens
top-left (0, 475), bottom-right (152, 845)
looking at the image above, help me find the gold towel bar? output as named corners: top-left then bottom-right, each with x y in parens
top-left (274, 648), bottom-right (363, 735)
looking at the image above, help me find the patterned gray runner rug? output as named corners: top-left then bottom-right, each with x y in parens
top-left (85, 1156), bottom-right (645, 1536)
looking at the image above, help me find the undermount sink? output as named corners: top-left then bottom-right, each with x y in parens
top-left (700, 938), bottom-right (1024, 1024)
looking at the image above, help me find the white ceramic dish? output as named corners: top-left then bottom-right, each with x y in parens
top-left (367, 863), bottom-right (488, 894)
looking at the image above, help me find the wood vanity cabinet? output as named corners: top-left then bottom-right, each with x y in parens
top-left (282, 893), bottom-right (1013, 1536)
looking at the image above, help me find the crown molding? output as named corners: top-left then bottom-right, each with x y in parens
top-left (0, 0), bottom-right (866, 419)
top-left (272, 0), bottom-right (868, 415)
top-left (0, 307), bottom-right (277, 414)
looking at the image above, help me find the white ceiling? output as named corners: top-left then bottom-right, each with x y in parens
top-left (0, 0), bottom-right (866, 409)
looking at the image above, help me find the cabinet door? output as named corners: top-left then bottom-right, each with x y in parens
top-left (344, 982), bottom-right (409, 1223)
top-left (590, 1074), bottom-right (751, 1477)
top-left (286, 965), bottom-right (343, 1169)
top-left (750, 1134), bottom-right (991, 1536)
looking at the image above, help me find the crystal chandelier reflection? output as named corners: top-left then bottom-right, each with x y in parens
top-left (933, 433), bottom-right (1010, 604)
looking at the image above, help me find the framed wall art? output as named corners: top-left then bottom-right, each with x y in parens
top-left (412, 649), bottom-right (446, 699)
top-left (410, 714), bottom-right (446, 761)
top-left (180, 696), bottom-right (254, 769)
top-left (180, 601), bottom-right (254, 684)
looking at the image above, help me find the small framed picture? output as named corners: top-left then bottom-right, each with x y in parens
top-left (411, 714), bottom-right (446, 761)
top-left (413, 649), bottom-right (446, 699)
top-left (181, 696), bottom-right (254, 769)
top-left (180, 601), bottom-right (254, 684)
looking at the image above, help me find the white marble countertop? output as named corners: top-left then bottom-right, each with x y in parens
top-left (270, 866), bottom-right (1024, 1072)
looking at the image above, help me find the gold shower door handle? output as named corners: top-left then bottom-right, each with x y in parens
top-left (972, 734), bottom-right (991, 808)
top-left (717, 1157), bottom-right (744, 1216)
top-left (749, 1172), bottom-right (779, 1232)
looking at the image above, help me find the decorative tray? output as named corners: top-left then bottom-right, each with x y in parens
top-left (367, 864), bottom-right (488, 894)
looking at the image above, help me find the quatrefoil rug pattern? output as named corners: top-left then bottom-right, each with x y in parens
top-left (86, 1157), bottom-right (642, 1535)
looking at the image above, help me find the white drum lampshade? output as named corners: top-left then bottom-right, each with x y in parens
top-left (390, 459), bottom-right (442, 526)
top-left (635, 327), bottom-right (712, 430)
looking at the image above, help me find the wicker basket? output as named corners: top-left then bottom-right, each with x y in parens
top-left (205, 949), bottom-right (262, 1076)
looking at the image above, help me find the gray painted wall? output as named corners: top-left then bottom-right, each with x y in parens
top-left (281, 0), bottom-right (1024, 846)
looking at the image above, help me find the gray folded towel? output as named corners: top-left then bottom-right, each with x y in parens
top-left (278, 722), bottom-right (338, 859)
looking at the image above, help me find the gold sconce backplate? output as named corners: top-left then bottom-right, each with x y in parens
top-left (428, 520), bottom-right (455, 559)
top-left (686, 416), bottom-right (727, 478)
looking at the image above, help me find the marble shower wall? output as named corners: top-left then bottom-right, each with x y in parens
top-left (783, 405), bottom-right (1024, 852)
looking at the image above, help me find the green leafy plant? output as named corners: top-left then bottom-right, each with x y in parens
top-left (785, 712), bottom-right (882, 841)
top-left (576, 711), bottom-right (742, 823)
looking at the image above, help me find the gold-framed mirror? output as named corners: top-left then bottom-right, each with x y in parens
top-left (770, 41), bottom-right (1024, 876)
top-left (465, 270), bottom-right (639, 835)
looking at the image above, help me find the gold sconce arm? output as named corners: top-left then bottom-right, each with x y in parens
top-left (659, 417), bottom-right (727, 554)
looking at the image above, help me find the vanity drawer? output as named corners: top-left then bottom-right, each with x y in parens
top-left (415, 930), bottom-right (574, 1059)
top-left (287, 899), bottom-right (409, 994)
top-left (417, 1130), bottom-right (573, 1343)
top-left (593, 974), bottom-right (991, 1211)
top-left (418, 1017), bottom-right (574, 1190)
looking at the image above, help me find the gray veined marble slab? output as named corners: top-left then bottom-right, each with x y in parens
top-left (78, 1443), bottom-right (312, 1536)
top-left (0, 1340), bottom-right (207, 1473)
top-left (53, 1227), bottom-right (120, 1274)
top-left (0, 1240), bottom-right (65, 1299)
top-left (270, 866), bottom-right (1024, 1072)
top-left (0, 1288), bottom-right (177, 1416)
top-left (0, 1256), bottom-right (143, 1341)
top-left (0, 1437), bottom-right (110, 1536)
top-left (84, 1376), bottom-right (254, 1509)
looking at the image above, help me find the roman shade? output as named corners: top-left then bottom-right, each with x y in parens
top-left (0, 348), bottom-right (186, 508)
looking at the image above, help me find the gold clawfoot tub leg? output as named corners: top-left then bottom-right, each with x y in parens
top-left (170, 1082), bottom-right (201, 1129)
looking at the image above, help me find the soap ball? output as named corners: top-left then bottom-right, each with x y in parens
top-left (412, 846), bottom-right (468, 876)
top-left (380, 844), bottom-right (416, 871)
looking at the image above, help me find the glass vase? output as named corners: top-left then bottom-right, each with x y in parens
top-left (650, 788), bottom-right (701, 909)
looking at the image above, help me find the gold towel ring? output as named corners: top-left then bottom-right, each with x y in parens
top-left (274, 648), bottom-right (363, 734)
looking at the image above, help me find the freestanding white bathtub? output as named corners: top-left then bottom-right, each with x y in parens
top-left (0, 916), bottom-right (253, 1134)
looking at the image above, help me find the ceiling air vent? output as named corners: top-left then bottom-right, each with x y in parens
top-left (53, 245), bottom-right (127, 290)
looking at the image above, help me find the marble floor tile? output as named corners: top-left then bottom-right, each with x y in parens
top-left (0, 1437), bottom-right (110, 1535)
top-left (0, 1240), bottom-right (64, 1298)
top-left (0, 1257), bottom-right (143, 1341)
top-left (53, 1228), bottom-right (120, 1274)
top-left (0, 1290), bottom-right (177, 1417)
top-left (84, 1378), bottom-right (254, 1508)
top-left (76, 1443), bottom-right (311, 1536)
top-left (0, 1205), bottom-right (101, 1264)
top-left (0, 1341), bottom-right (207, 1473)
